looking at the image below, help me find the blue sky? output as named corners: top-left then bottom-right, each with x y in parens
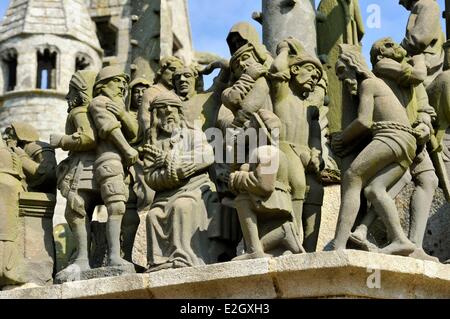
top-left (0, 0), bottom-right (446, 66)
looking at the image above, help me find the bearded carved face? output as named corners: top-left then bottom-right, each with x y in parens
top-left (379, 39), bottom-right (407, 62)
top-left (156, 104), bottom-right (182, 134)
top-left (104, 76), bottom-right (128, 102)
top-left (291, 62), bottom-right (321, 94)
top-left (66, 85), bottom-right (84, 110)
top-left (336, 59), bottom-right (358, 96)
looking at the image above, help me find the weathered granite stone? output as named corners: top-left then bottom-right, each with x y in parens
top-left (54, 265), bottom-right (136, 285)
top-left (1, 251), bottom-right (449, 298)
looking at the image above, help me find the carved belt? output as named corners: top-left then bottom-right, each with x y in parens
top-left (371, 121), bottom-right (421, 139)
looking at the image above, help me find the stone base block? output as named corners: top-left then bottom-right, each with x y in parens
top-left (55, 264), bottom-right (136, 284)
top-left (1, 251), bottom-right (449, 299)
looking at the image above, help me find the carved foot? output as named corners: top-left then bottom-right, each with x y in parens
top-left (379, 240), bottom-right (416, 256)
top-left (232, 252), bottom-right (271, 261)
top-left (349, 232), bottom-right (378, 252)
top-left (408, 248), bottom-right (439, 262)
top-left (108, 255), bottom-right (134, 268)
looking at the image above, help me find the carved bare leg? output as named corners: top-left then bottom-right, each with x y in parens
top-left (365, 163), bottom-right (416, 256)
top-left (65, 210), bottom-right (90, 271)
top-left (106, 202), bottom-right (132, 267)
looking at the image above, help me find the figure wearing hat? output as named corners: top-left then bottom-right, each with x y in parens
top-left (222, 22), bottom-right (273, 128)
top-left (140, 56), bottom-right (184, 141)
top-left (88, 66), bottom-right (138, 269)
top-left (142, 91), bottom-right (226, 271)
top-left (50, 70), bottom-right (99, 273)
top-left (229, 109), bottom-right (305, 260)
top-left (270, 37), bottom-right (324, 241)
top-left (5, 122), bottom-right (57, 194)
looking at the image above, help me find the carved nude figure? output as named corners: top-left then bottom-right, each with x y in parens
top-left (331, 44), bottom-right (418, 256)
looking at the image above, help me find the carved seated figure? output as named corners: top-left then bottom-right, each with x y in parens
top-left (142, 91), bottom-right (224, 271)
top-left (4, 122), bottom-right (57, 194)
top-left (230, 110), bottom-right (304, 260)
top-left (330, 44), bottom-right (419, 256)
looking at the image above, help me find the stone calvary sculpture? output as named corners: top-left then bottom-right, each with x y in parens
top-left (1, 0), bottom-right (450, 292)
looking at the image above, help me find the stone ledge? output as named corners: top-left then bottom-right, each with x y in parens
top-left (1, 251), bottom-right (449, 299)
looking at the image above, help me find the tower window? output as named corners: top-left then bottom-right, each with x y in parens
top-left (37, 49), bottom-right (57, 89)
top-left (94, 17), bottom-right (118, 57)
top-left (2, 50), bottom-right (18, 92)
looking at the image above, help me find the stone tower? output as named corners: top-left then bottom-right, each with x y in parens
top-left (88, 0), bottom-right (193, 81)
top-left (0, 0), bottom-right (103, 143)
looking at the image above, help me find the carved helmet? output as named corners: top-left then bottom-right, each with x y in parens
top-left (69, 70), bottom-right (97, 99)
top-left (149, 91), bottom-right (183, 112)
top-left (95, 65), bottom-right (130, 86)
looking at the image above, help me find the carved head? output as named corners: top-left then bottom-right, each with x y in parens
top-left (370, 37), bottom-right (407, 66)
top-left (4, 122), bottom-right (39, 148)
top-left (336, 44), bottom-right (373, 95)
top-left (66, 70), bottom-right (97, 110)
top-left (173, 66), bottom-right (198, 99)
top-left (94, 66), bottom-right (130, 103)
top-left (129, 77), bottom-right (151, 111)
top-left (155, 56), bottom-right (184, 89)
top-left (149, 92), bottom-right (185, 141)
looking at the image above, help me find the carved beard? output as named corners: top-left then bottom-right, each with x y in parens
top-left (158, 120), bottom-right (180, 135)
top-left (101, 86), bottom-right (126, 108)
top-left (344, 78), bottom-right (358, 95)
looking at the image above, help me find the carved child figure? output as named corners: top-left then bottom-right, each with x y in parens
top-left (331, 44), bottom-right (418, 256)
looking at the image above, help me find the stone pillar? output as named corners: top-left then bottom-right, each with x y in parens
top-left (258, 0), bottom-right (317, 56)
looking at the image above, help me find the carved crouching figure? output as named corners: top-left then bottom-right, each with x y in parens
top-left (230, 110), bottom-right (304, 260)
top-left (330, 44), bottom-right (418, 256)
top-left (4, 123), bottom-right (57, 194)
top-left (0, 136), bottom-right (26, 289)
top-left (143, 92), bottom-right (223, 271)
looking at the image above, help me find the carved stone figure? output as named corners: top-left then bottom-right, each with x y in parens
top-left (173, 63), bottom-right (231, 131)
top-left (269, 37), bottom-right (323, 243)
top-left (88, 66), bottom-right (139, 270)
top-left (140, 56), bottom-right (184, 139)
top-left (222, 22), bottom-right (273, 127)
top-left (399, 0), bottom-right (445, 87)
top-left (331, 44), bottom-right (418, 256)
top-left (123, 77), bottom-right (155, 262)
top-left (349, 37), bottom-right (439, 260)
top-left (0, 136), bottom-right (26, 289)
top-left (142, 92), bottom-right (224, 271)
top-left (230, 109), bottom-right (304, 260)
top-left (317, 0), bottom-right (365, 135)
top-left (50, 70), bottom-right (98, 274)
top-left (4, 123), bottom-right (57, 194)
top-left (428, 41), bottom-right (450, 188)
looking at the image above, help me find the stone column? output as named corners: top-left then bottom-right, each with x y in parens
top-left (258, 0), bottom-right (317, 56)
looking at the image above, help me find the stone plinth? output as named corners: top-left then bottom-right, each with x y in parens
top-left (1, 251), bottom-right (449, 299)
top-left (17, 192), bottom-right (56, 286)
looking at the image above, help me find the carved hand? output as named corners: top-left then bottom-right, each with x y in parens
top-left (176, 161), bottom-right (196, 180)
top-left (50, 134), bottom-right (63, 148)
top-left (106, 101), bottom-right (125, 119)
top-left (415, 122), bottom-right (431, 146)
top-left (244, 62), bottom-right (268, 80)
top-left (308, 147), bottom-right (322, 174)
top-left (124, 147), bottom-right (139, 166)
top-left (12, 146), bottom-right (27, 157)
